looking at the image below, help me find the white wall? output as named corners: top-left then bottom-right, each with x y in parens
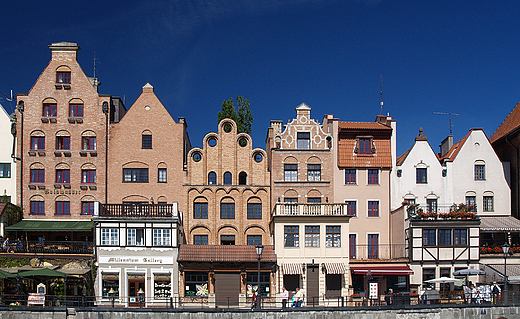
top-left (0, 103), bottom-right (16, 204)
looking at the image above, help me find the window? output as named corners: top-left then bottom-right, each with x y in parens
top-left (438, 229), bottom-right (452, 246)
top-left (30, 169), bottom-right (44, 183)
top-left (31, 136), bottom-right (45, 150)
top-left (56, 136), bottom-right (70, 150)
top-left (158, 168), bottom-right (167, 183)
top-left (69, 104), bottom-right (84, 117)
top-left (102, 273), bottom-right (119, 298)
top-left (483, 196), bottom-right (494, 212)
top-left (153, 229), bottom-right (171, 246)
top-left (56, 169), bottom-right (70, 183)
top-left (248, 235), bottom-right (262, 246)
top-left (307, 197), bottom-right (321, 203)
top-left (345, 169), bottom-right (356, 184)
top-left (81, 201), bottom-right (94, 215)
top-left (305, 226), bottom-right (320, 247)
top-left (220, 202), bottom-right (235, 219)
top-left (326, 226), bottom-right (341, 247)
top-left (194, 202), bottom-right (208, 219)
top-left (284, 197), bottom-right (298, 214)
top-left (346, 201), bottom-right (356, 216)
top-left (368, 234), bottom-right (379, 259)
top-left (0, 163), bottom-right (11, 178)
top-left (416, 168), bottom-right (427, 183)
top-left (142, 134), bottom-right (152, 149)
top-left (208, 172), bottom-right (216, 185)
top-left (454, 229), bottom-right (467, 246)
top-left (43, 103), bottom-right (57, 117)
top-left (423, 269), bottom-right (435, 289)
top-left (56, 201), bottom-right (70, 215)
top-left (82, 136), bottom-right (96, 150)
top-left (423, 229), bottom-right (436, 246)
top-left (123, 168), bottom-right (149, 183)
top-left (81, 170), bottom-right (96, 184)
top-left (284, 226), bottom-right (299, 247)
top-left (349, 234), bottom-right (356, 259)
top-left (307, 164), bottom-right (321, 181)
top-left (247, 203), bottom-right (262, 219)
top-left (247, 272), bottom-right (270, 297)
top-left (239, 172), bottom-right (247, 185)
top-left (368, 201), bottom-right (379, 217)
top-left (193, 235), bottom-right (208, 245)
top-left (475, 164), bottom-right (485, 180)
top-left (284, 164), bottom-right (298, 181)
top-left (427, 199), bottom-right (438, 213)
top-left (368, 169), bottom-right (378, 184)
top-left (185, 272), bottom-right (209, 296)
top-left (223, 172), bottom-right (232, 185)
top-left (101, 228), bottom-right (119, 246)
top-left (30, 201), bottom-right (45, 215)
top-left (297, 132), bottom-right (310, 149)
top-left (466, 196), bottom-right (477, 212)
top-left (221, 235), bottom-right (235, 245)
top-left (127, 228), bottom-right (145, 246)
top-left (56, 71), bottom-right (71, 83)
top-left (359, 138), bottom-right (372, 154)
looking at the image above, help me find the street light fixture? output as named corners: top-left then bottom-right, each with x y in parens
top-left (502, 242), bottom-right (510, 302)
top-left (255, 244), bottom-right (264, 310)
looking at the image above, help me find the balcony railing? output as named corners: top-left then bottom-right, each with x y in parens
top-left (349, 244), bottom-right (407, 260)
top-left (272, 203), bottom-right (350, 217)
top-left (99, 203), bottom-right (178, 218)
top-left (0, 240), bottom-right (93, 255)
top-left (405, 204), bottom-right (478, 220)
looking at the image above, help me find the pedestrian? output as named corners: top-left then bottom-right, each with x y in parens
top-left (281, 286), bottom-right (289, 308)
top-left (470, 285), bottom-right (479, 304)
top-left (251, 288), bottom-right (258, 311)
top-left (293, 287), bottom-right (303, 307)
top-left (492, 282), bottom-right (501, 304)
top-left (385, 288), bottom-right (394, 305)
top-left (2, 238), bottom-right (8, 252)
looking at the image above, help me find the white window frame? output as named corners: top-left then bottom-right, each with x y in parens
top-left (101, 228), bottom-right (119, 246)
top-left (153, 228), bottom-right (171, 246)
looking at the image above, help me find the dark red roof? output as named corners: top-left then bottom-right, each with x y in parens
top-left (490, 101), bottom-right (520, 143)
top-left (178, 245), bottom-right (276, 263)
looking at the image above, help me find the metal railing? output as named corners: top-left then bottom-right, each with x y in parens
top-left (349, 244), bottom-right (407, 260)
top-left (0, 240), bottom-right (93, 254)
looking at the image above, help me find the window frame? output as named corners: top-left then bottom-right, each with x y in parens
top-left (297, 132), bottom-right (310, 149)
top-left (223, 172), bottom-right (232, 185)
top-left (56, 71), bottom-right (71, 83)
top-left (194, 202), bottom-right (208, 219)
top-left (43, 103), bottom-right (57, 117)
top-left (208, 172), bottom-right (217, 185)
top-left (416, 167), bottom-right (427, 184)
top-left (193, 235), bottom-right (208, 245)
top-left (307, 164), bottom-right (321, 181)
top-left (142, 134), bottom-right (152, 149)
top-left (81, 136), bottom-right (96, 151)
top-left (123, 168), bottom-right (149, 183)
top-left (349, 234), bottom-right (356, 259)
top-left (284, 164), bottom-right (298, 181)
top-left (345, 169), bottom-right (356, 184)
top-left (158, 168), bottom-right (167, 183)
top-left (81, 169), bottom-right (96, 184)
top-left (305, 225), bottom-right (320, 247)
top-left (31, 136), bottom-right (45, 150)
top-left (247, 235), bottom-right (262, 246)
top-left (30, 169), bottom-right (45, 183)
top-left (284, 225), bottom-right (299, 247)
top-left (438, 229), bottom-right (452, 246)
top-left (368, 201), bottom-right (379, 217)
top-left (247, 202), bottom-right (262, 219)
top-left (127, 228), bottom-right (145, 246)
top-left (101, 228), bottom-right (119, 246)
top-left (474, 164), bottom-right (485, 180)
top-left (220, 202), bottom-right (235, 219)
top-left (69, 104), bottom-right (84, 117)
top-left (55, 201), bottom-right (71, 215)
top-left (326, 225), bottom-right (341, 248)
top-left (56, 136), bottom-right (71, 150)
top-left (346, 201), bottom-right (357, 217)
top-left (368, 169), bottom-right (379, 184)
top-left (30, 201), bottom-right (45, 215)
top-left (483, 196), bottom-right (494, 212)
top-left (0, 163), bottom-right (11, 178)
top-left (81, 201), bottom-right (95, 215)
top-left (153, 228), bottom-right (171, 246)
top-left (56, 169), bottom-right (71, 184)
top-left (423, 229), bottom-right (436, 246)
top-left (368, 234), bottom-right (379, 259)
top-left (454, 229), bottom-right (467, 246)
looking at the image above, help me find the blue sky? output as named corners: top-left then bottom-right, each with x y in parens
top-left (1, 0), bottom-right (520, 156)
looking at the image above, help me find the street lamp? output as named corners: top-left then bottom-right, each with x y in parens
top-left (255, 244), bottom-right (264, 309)
top-left (502, 242), bottom-right (510, 302)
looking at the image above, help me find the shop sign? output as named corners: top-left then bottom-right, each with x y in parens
top-left (99, 256), bottom-right (174, 264)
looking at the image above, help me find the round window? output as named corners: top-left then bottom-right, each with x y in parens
top-left (239, 137), bottom-right (248, 147)
top-left (254, 153), bottom-right (263, 163)
top-left (223, 123), bottom-right (232, 133)
top-left (193, 153), bottom-right (202, 162)
top-left (208, 138), bottom-right (217, 147)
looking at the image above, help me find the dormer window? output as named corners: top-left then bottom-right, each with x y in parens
top-left (56, 71), bottom-right (71, 84)
top-left (355, 136), bottom-right (375, 155)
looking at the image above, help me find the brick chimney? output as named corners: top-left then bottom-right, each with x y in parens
top-left (48, 42), bottom-right (80, 61)
top-left (439, 135), bottom-right (453, 157)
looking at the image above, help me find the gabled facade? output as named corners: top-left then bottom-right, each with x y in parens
top-left (0, 103), bottom-right (16, 206)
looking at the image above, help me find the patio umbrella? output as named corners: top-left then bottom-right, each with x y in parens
top-left (0, 269), bottom-right (16, 279)
top-left (426, 277), bottom-right (461, 297)
top-left (453, 268), bottom-right (485, 276)
top-left (18, 268), bottom-right (68, 278)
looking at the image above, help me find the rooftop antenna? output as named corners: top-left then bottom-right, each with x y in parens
top-left (433, 112), bottom-right (459, 135)
top-left (379, 75), bottom-right (384, 114)
top-left (93, 52), bottom-right (100, 78)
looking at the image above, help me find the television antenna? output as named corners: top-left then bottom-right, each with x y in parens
top-left (433, 112), bottom-right (459, 135)
top-left (93, 52), bottom-right (100, 78)
top-left (379, 75), bottom-right (384, 114)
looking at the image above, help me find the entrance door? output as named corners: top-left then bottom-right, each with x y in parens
top-left (215, 273), bottom-right (240, 307)
top-left (306, 265), bottom-right (319, 306)
top-left (128, 275), bottom-right (145, 307)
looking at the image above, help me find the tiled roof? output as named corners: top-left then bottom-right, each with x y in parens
top-left (480, 216), bottom-right (520, 231)
top-left (439, 130), bottom-right (471, 162)
top-left (178, 245), bottom-right (276, 262)
top-left (396, 147), bottom-right (411, 166)
top-left (338, 138), bottom-right (392, 168)
top-left (490, 101), bottom-right (520, 143)
top-left (338, 122), bottom-right (391, 130)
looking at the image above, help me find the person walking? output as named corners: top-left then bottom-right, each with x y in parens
top-left (492, 282), bottom-right (501, 304)
top-left (251, 289), bottom-right (258, 311)
top-left (293, 287), bottom-right (303, 307)
top-left (281, 287), bottom-right (289, 309)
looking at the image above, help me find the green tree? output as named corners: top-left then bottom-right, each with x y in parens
top-left (217, 95), bottom-right (254, 134)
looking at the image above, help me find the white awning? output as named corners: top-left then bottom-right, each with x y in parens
top-left (283, 263), bottom-right (303, 275)
top-left (324, 263), bottom-right (346, 274)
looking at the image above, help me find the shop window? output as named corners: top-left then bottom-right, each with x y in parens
top-left (284, 275), bottom-right (300, 292)
top-left (423, 269), bottom-right (435, 289)
top-left (326, 226), bottom-right (341, 247)
top-left (284, 225), bottom-right (299, 247)
top-left (184, 272), bottom-right (208, 296)
top-left (154, 274), bottom-right (171, 299)
top-left (247, 272), bottom-right (270, 297)
top-left (101, 228), bottom-right (119, 246)
top-left (102, 273), bottom-right (119, 298)
top-left (305, 226), bottom-right (320, 247)
top-left (326, 274), bottom-right (342, 298)
top-left (153, 229), bottom-right (171, 246)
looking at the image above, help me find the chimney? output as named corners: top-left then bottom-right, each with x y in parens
top-left (143, 82), bottom-right (154, 93)
top-left (49, 42), bottom-right (80, 61)
top-left (439, 135), bottom-right (453, 157)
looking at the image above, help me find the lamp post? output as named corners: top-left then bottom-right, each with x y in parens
top-left (255, 244), bottom-right (264, 310)
top-left (502, 242), bottom-right (510, 303)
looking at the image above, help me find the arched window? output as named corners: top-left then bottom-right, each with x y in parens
top-left (69, 98), bottom-right (84, 118)
top-left (30, 131), bottom-right (45, 150)
top-left (30, 195), bottom-right (45, 215)
top-left (223, 172), bottom-right (232, 185)
top-left (42, 98), bottom-right (57, 117)
top-left (81, 131), bottom-right (96, 151)
top-left (208, 172), bottom-right (217, 185)
top-left (56, 65), bottom-right (71, 84)
top-left (142, 130), bottom-right (152, 149)
top-left (239, 172), bottom-right (247, 185)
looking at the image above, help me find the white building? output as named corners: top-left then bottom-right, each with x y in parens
top-left (0, 103), bottom-right (16, 205)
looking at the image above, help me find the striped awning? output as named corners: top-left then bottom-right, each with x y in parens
top-left (324, 263), bottom-right (346, 274)
top-left (283, 263), bottom-right (303, 275)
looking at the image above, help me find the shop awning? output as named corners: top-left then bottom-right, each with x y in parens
top-left (5, 220), bottom-right (93, 232)
top-left (350, 265), bottom-right (414, 276)
top-left (324, 263), bottom-right (346, 274)
top-left (283, 263), bottom-right (303, 275)
top-left (480, 216), bottom-right (520, 231)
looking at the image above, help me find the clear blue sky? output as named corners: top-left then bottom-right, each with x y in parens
top-left (1, 0), bottom-right (520, 156)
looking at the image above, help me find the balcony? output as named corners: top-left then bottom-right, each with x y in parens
top-left (1, 240), bottom-right (93, 255)
top-left (350, 244), bottom-right (407, 261)
top-left (272, 203), bottom-right (350, 217)
top-left (99, 203), bottom-right (178, 218)
top-left (405, 203), bottom-right (479, 220)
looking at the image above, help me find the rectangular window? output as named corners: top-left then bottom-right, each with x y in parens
top-left (153, 273), bottom-right (171, 299)
top-left (475, 164), bottom-right (485, 180)
top-left (416, 168), bottom-right (427, 183)
top-left (127, 228), bottom-right (145, 246)
top-left (158, 168), bottom-right (167, 183)
top-left (56, 136), bottom-right (71, 150)
top-left (359, 138), bottom-right (372, 154)
top-left (81, 201), bottom-right (94, 215)
top-left (349, 234), bottom-right (356, 259)
top-left (101, 228), bottom-right (119, 246)
top-left (56, 169), bottom-right (70, 183)
top-left (284, 225), bottom-right (299, 247)
top-left (82, 170), bottom-right (96, 184)
top-left (102, 273), bottom-right (119, 298)
top-left (43, 103), bottom-right (57, 117)
top-left (221, 235), bottom-right (235, 245)
top-left (305, 225), bottom-right (320, 247)
top-left (465, 196), bottom-right (477, 212)
top-left (247, 203), bottom-right (262, 219)
top-left (307, 164), bottom-right (321, 181)
top-left (284, 164), bottom-right (298, 181)
top-left (55, 201), bottom-right (70, 215)
top-left (56, 71), bottom-right (71, 83)
top-left (368, 234), bottom-right (379, 259)
top-left (483, 196), bottom-right (494, 212)
top-left (454, 229), bottom-right (467, 246)
top-left (423, 229), bottom-right (436, 246)
top-left (423, 268), bottom-right (436, 289)
top-left (247, 235), bottom-right (262, 246)
top-left (185, 272), bottom-right (209, 297)
top-left (30, 201), bottom-right (45, 215)
top-left (438, 229), bottom-right (452, 246)
top-left (368, 169), bottom-right (379, 184)
top-left (31, 136), bottom-right (45, 150)
top-left (346, 201), bottom-right (356, 216)
top-left (326, 226), bottom-right (341, 247)
top-left (427, 199), bottom-right (438, 213)
top-left (82, 137), bottom-right (96, 150)
top-left (30, 169), bottom-right (45, 183)
top-left (193, 235), bottom-right (208, 245)
top-left (153, 229), bottom-right (171, 246)
top-left (297, 132), bottom-right (310, 149)
top-left (123, 168), bottom-right (149, 183)
top-left (194, 202), bottom-right (208, 219)
top-left (142, 135), bottom-right (152, 149)
top-left (345, 169), bottom-right (356, 184)
top-left (220, 203), bottom-right (235, 219)
top-left (0, 163), bottom-right (11, 178)
top-left (69, 104), bottom-right (84, 117)
top-left (368, 201), bottom-right (379, 217)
